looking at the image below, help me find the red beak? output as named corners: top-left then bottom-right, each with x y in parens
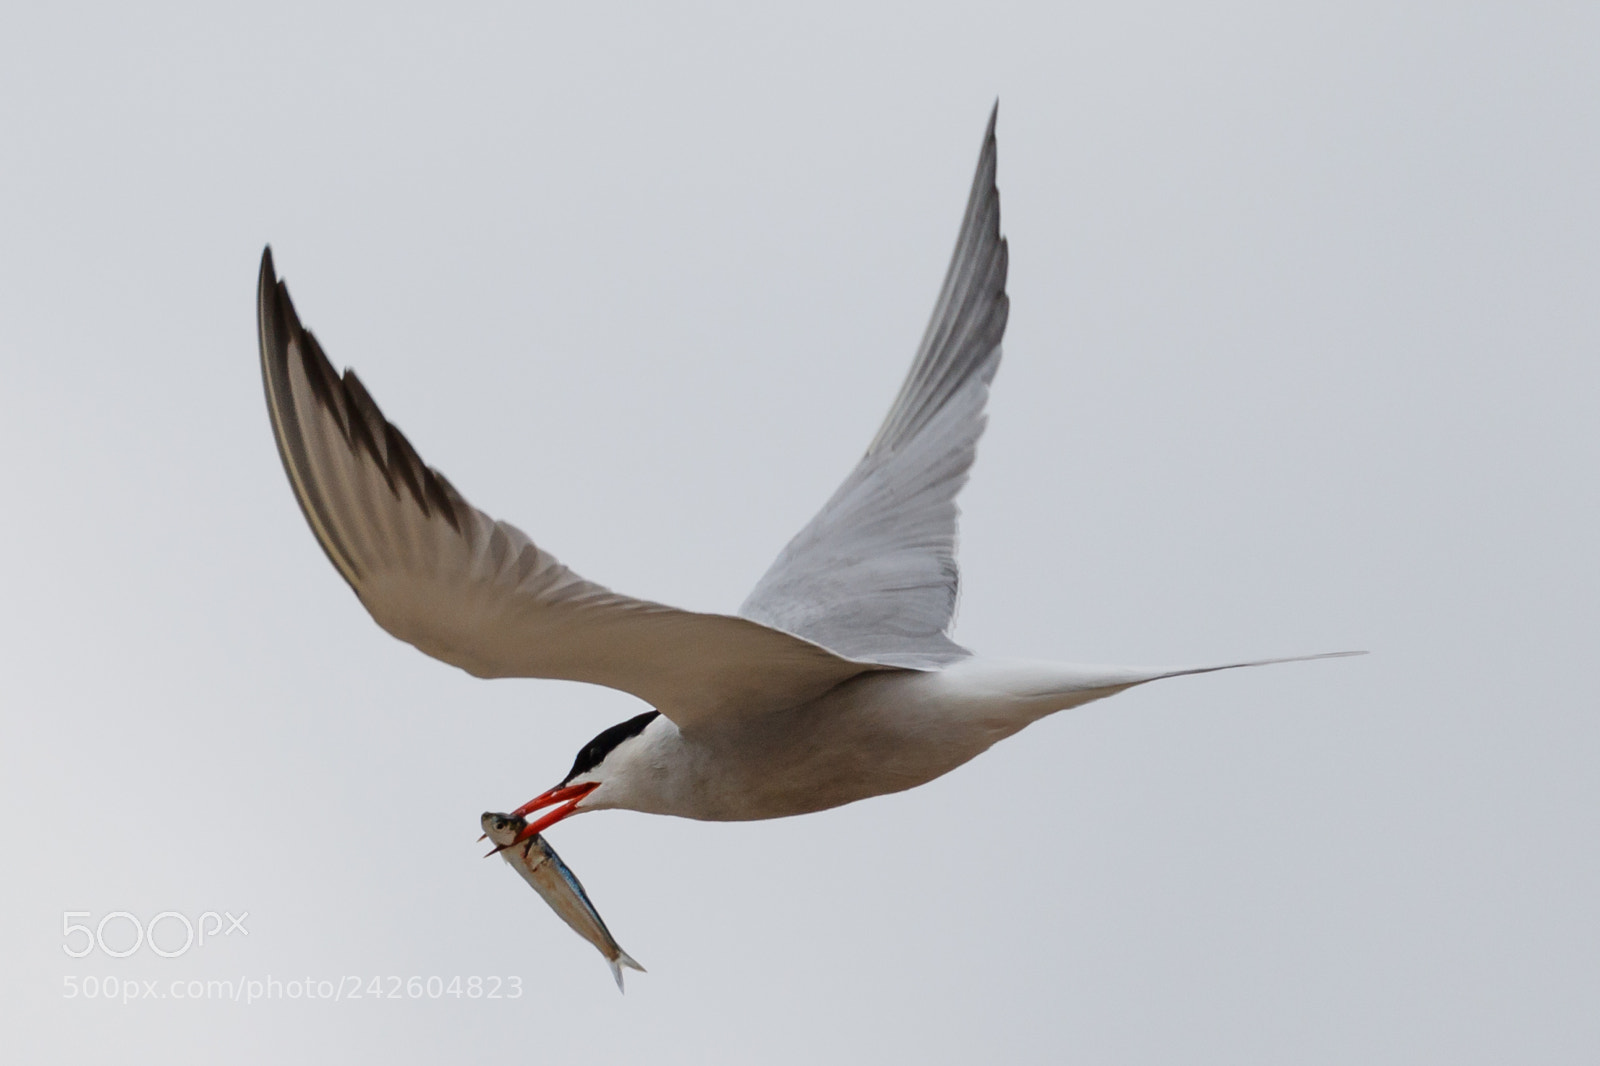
top-left (505, 781), bottom-right (599, 846)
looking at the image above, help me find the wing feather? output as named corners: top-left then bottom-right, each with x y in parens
top-left (739, 105), bottom-right (1009, 667)
top-left (257, 250), bottom-right (885, 730)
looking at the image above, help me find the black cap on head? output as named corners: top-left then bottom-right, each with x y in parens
top-left (561, 710), bottom-right (660, 785)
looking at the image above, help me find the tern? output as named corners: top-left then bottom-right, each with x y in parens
top-left (257, 106), bottom-right (1356, 846)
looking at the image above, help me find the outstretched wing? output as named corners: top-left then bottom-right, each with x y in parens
top-left (257, 249), bottom-right (884, 731)
top-left (739, 105), bottom-right (1009, 668)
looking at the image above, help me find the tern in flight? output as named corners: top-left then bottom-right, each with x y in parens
top-left (257, 106), bottom-right (1356, 846)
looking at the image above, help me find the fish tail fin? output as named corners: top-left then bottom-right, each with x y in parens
top-left (608, 951), bottom-right (646, 992)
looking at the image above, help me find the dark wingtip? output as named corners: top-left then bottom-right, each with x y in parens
top-left (258, 245), bottom-right (299, 341)
top-left (258, 246), bottom-right (278, 310)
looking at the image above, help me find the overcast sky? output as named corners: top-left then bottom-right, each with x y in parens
top-left (3, 3), bottom-right (1597, 1063)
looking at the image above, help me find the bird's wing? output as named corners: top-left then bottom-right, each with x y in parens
top-left (738, 105), bottom-right (1009, 669)
top-left (257, 250), bottom-right (885, 731)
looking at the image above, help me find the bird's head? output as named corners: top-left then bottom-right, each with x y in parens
top-left (493, 710), bottom-right (662, 847)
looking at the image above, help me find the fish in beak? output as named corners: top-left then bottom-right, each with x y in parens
top-left (481, 781), bottom-right (601, 852)
top-left (481, 811), bottom-right (644, 991)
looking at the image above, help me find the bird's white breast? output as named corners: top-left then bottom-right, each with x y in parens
top-left (584, 658), bottom-right (1140, 822)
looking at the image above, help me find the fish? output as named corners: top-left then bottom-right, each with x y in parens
top-left (481, 811), bottom-right (645, 991)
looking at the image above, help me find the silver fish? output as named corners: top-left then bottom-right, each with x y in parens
top-left (481, 812), bottom-right (645, 991)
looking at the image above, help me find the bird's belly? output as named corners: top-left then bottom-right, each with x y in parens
top-left (660, 671), bottom-right (1029, 822)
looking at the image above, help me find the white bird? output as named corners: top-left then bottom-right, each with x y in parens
top-left (256, 106), bottom-right (1356, 846)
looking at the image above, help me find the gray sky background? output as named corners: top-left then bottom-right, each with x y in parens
top-left (3, 3), bottom-right (1597, 1063)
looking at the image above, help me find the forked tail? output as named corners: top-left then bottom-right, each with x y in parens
top-left (960, 649), bottom-right (1368, 721)
top-left (608, 950), bottom-right (647, 993)
top-left (1134, 649), bottom-right (1367, 685)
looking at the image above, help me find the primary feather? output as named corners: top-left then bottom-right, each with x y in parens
top-left (739, 104), bottom-right (1008, 668)
top-left (256, 252), bottom-right (888, 731)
